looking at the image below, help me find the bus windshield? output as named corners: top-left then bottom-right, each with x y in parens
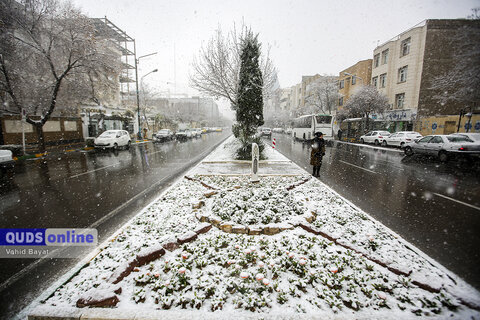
top-left (315, 115), bottom-right (332, 125)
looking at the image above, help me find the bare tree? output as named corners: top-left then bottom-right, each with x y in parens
top-left (343, 85), bottom-right (389, 130)
top-left (0, 0), bottom-right (120, 151)
top-left (304, 75), bottom-right (339, 115)
top-left (467, 7), bottom-right (480, 19)
top-left (190, 23), bottom-right (277, 111)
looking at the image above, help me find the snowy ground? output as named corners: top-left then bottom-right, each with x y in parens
top-left (30, 137), bottom-right (480, 319)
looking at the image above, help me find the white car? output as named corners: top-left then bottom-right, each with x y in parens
top-left (450, 132), bottom-right (480, 142)
top-left (448, 133), bottom-right (480, 158)
top-left (94, 130), bottom-right (131, 150)
top-left (193, 128), bottom-right (203, 137)
top-left (176, 129), bottom-right (192, 140)
top-left (272, 128), bottom-right (283, 133)
top-left (404, 134), bottom-right (479, 162)
top-left (359, 130), bottom-right (391, 145)
top-left (382, 131), bottom-right (423, 148)
top-left (0, 150), bottom-right (15, 180)
top-left (261, 128), bottom-right (272, 137)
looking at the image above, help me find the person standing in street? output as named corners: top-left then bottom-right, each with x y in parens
top-left (310, 132), bottom-right (326, 177)
top-left (337, 128), bottom-right (343, 141)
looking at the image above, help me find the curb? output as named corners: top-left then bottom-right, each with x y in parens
top-left (335, 140), bottom-right (404, 154)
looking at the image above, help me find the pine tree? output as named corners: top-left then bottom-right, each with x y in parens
top-left (233, 31), bottom-right (264, 157)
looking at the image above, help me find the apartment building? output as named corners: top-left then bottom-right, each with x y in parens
top-left (370, 19), bottom-right (480, 134)
top-left (338, 59), bottom-right (372, 111)
top-left (370, 21), bottom-right (426, 132)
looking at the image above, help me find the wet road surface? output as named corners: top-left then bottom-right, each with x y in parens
top-left (0, 130), bottom-right (230, 319)
top-left (270, 133), bottom-right (480, 290)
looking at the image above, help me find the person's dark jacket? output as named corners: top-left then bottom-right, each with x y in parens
top-left (310, 137), bottom-right (326, 166)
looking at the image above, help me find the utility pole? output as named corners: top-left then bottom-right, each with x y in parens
top-left (134, 46), bottom-right (158, 140)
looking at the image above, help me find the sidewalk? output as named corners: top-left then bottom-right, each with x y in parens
top-left (27, 136), bottom-right (480, 319)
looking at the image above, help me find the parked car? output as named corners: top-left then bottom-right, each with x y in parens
top-left (404, 134), bottom-right (479, 161)
top-left (285, 128), bottom-right (292, 135)
top-left (153, 129), bottom-right (174, 142)
top-left (261, 127), bottom-right (272, 138)
top-left (448, 133), bottom-right (480, 158)
top-left (176, 129), bottom-right (192, 140)
top-left (450, 132), bottom-right (480, 142)
top-left (272, 128), bottom-right (283, 133)
top-left (382, 131), bottom-right (423, 148)
top-left (0, 150), bottom-right (15, 180)
top-left (94, 130), bottom-right (131, 150)
top-left (193, 128), bottom-right (203, 137)
top-left (359, 130), bottom-right (391, 145)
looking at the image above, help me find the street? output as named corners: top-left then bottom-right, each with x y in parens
top-left (270, 133), bottom-right (480, 291)
top-left (0, 130), bottom-right (230, 319)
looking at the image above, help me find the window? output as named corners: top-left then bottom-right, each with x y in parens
top-left (418, 136), bottom-right (433, 143)
top-left (372, 76), bottom-right (378, 87)
top-left (395, 93), bottom-right (405, 108)
top-left (339, 80), bottom-right (344, 89)
top-left (379, 73), bottom-right (387, 88)
top-left (429, 136), bottom-right (444, 144)
top-left (315, 115), bottom-right (332, 124)
top-left (446, 136), bottom-right (472, 143)
top-left (338, 97), bottom-right (344, 106)
top-left (401, 37), bottom-right (411, 56)
top-left (374, 54), bottom-right (380, 68)
top-left (293, 116), bottom-right (312, 128)
top-left (351, 76), bottom-right (356, 85)
top-left (382, 49), bottom-right (389, 64)
top-left (398, 66), bottom-right (408, 83)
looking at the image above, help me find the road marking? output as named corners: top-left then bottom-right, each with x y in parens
top-left (433, 193), bottom-right (480, 211)
top-left (339, 160), bottom-right (377, 174)
top-left (69, 164), bottom-right (117, 179)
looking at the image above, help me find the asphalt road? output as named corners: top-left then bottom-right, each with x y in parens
top-left (270, 133), bottom-right (480, 291)
top-left (0, 130), bottom-right (230, 319)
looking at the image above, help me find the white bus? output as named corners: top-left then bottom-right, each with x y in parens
top-left (292, 114), bottom-right (335, 141)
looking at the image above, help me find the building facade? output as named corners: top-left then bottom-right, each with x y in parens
top-left (370, 21), bottom-right (427, 132)
top-left (370, 19), bottom-right (480, 134)
top-left (338, 59), bottom-right (372, 111)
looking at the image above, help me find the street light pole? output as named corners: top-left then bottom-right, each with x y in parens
top-left (140, 69), bottom-right (158, 136)
top-left (134, 46), bottom-right (158, 140)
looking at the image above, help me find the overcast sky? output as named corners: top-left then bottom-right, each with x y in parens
top-left (72, 0), bottom-right (477, 117)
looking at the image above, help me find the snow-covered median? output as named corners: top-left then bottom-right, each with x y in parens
top-left (31, 137), bottom-right (480, 319)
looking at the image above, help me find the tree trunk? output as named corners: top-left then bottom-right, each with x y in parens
top-left (364, 112), bottom-right (370, 133)
top-left (35, 123), bottom-right (46, 153)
